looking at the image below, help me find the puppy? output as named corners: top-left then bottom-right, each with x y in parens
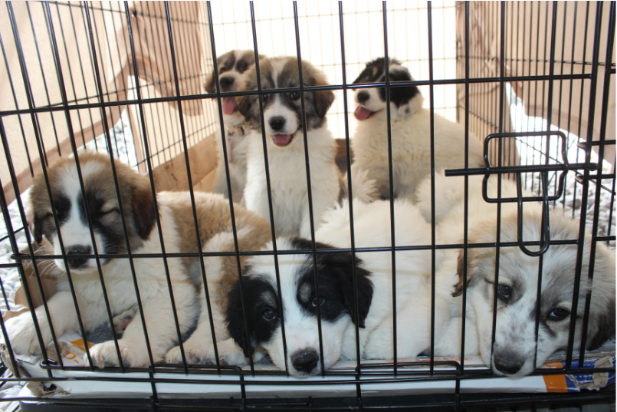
top-left (205, 50), bottom-right (262, 202)
top-left (349, 57), bottom-right (484, 201)
top-left (378, 174), bottom-right (616, 377)
top-left (6, 152), bottom-right (269, 368)
top-left (237, 56), bottom-right (341, 238)
top-left (225, 198), bottom-right (434, 377)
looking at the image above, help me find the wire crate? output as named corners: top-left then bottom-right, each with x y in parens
top-left (0, 1), bottom-right (614, 411)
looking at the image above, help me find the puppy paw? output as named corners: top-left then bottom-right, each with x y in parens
top-left (363, 335), bottom-right (394, 360)
top-left (165, 343), bottom-right (211, 365)
top-left (111, 309), bottom-right (136, 334)
top-left (89, 339), bottom-right (152, 368)
top-left (217, 338), bottom-right (249, 366)
top-left (4, 314), bottom-right (48, 356)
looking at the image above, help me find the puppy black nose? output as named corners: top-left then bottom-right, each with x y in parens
top-left (493, 353), bottom-right (525, 375)
top-left (269, 116), bottom-right (286, 131)
top-left (219, 76), bottom-right (234, 89)
top-left (357, 91), bottom-right (370, 103)
top-left (291, 349), bottom-right (319, 373)
top-left (66, 245), bottom-right (92, 268)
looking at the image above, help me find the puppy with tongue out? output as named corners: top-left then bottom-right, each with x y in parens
top-left (349, 57), bottom-right (484, 202)
top-left (205, 50), bottom-right (263, 203)
top-left (236, 56), bottom-right (342, 238)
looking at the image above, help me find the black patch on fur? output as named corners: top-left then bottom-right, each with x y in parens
top-left (289, 238), bottom-right (373, 328)
top-left (353, 57), bottom-right (420, 108)
top-left (226, 273), bottom-right (279, 358)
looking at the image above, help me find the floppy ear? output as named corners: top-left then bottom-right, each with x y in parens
top-left (312, 89), bottom-right (335, 119)
top-left (31, 214), bottom-right (44, 244)
top-left (225, 281), bottom-right (255, 358)
top-left (586, 245), bottom-right (616, 350)
top-left (131, 179), bottom-right (156, 240)
top-left (332, 253), bottom-right (373, 328)
top-left (235, 93), bottom-right (254, 121)
top-left (204, 72), bottom-right (216, 94)
top-left (587, 295), bottom-right (615, 350)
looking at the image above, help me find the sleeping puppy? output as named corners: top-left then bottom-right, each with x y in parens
top-left (5, 152), bottom-right (269, 368)
top-left (205, 50), bottom-right (263, 203)
top-left (237, 56), bottom-right (341, 237)
top-left (224, 198), bottom-right (434, 377)
top-left (377, 173), bottom-right (616, 376)
top-left (349, 57), bottom-right (484, 201)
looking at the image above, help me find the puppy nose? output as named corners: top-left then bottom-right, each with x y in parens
top-left (269, 116), bottom-right (286, 131)
top-left (493, 352), bottom-right (525, 375)
top-left (291, 349), bottom-right (319, 373)
top-left (357, 91), bottom-right (370, 104)
top-left (66, 245), bottom-right (92, 268)
top-left (219, 76), bottom-right (234, 89)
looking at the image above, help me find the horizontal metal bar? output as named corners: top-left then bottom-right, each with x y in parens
top-left (445, 163), bottom-right (599, 177)
top-left (8, 238), bottom-right (581, 261)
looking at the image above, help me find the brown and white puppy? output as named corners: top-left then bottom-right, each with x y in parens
top-left (237, 57), bottom-right (341, 237)
top-left (205, 50), bottom-right (263, 203)
top-left (5, 152), bottom-right (269, 368)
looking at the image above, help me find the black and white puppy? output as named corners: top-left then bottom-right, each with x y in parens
top-left (205, 50), bottom-right (262, 203)
top-left (350, 57), bottom-right (484, 201)
top-left (237, 57), bottom-right (341, 237)
top-left (225, 198), bottom-right (434, 377)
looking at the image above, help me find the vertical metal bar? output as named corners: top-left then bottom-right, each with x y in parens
top-left (577, 0), bottom-right (615, 364)
top-left (489, 1), bottom-right (507, 369)
top-left (380, 0), bottom-right (398, 376)
top-left (565, 1), bottom-right (604, 370)
top-left (459, 0), bottom-right (470, 375)
top-left (337, 3), bottom-right (363, 406)
top-left (245, 1), bottom-right (289, 375)
top-left (291, 1), bottom-right (326, 377)
top-left (426, 1), bottom-right (437, 374)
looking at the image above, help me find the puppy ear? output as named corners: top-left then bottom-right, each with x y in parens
top-left (453, 247), bottom-right (483, 297)
top-left (31, 214), bottom-right (44, 244)
top-left (204, 72), bottom-right (216, 94)
top-left (225, 280), bottom-right (255, 358)
top-left (586, 245), bottom-right (616, 350)
top-left (332, 253), bottom-right (373, 328)
top-left (131, 178), bottom-right (156, 240)
top-left (312, 89), bottom-right (335, 119)
top-left (235, 93), bottom-right (254, 121)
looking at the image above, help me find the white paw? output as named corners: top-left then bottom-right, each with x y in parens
top-left (364, 334), bottom-right (394, 360)
top-left (217, 338), bottom-right (249, 366)
top-left (88, 339), bottom-right (153, 368)
top-left (164, 338), bottom-right (249, 366)
top-left (111, 309), bottom-right (136, 334)
top-left (4, 313), bottom-right (49, 356)
top-left (165, 340), bottom-right (216, 365)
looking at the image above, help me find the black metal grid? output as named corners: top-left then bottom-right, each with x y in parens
top-left (0, 1), bottom-right (614, 411)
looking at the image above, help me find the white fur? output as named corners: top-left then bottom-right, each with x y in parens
top-left (244, 109), bottom-right (340, 238)
top-left (350, 88), bottom-right (484, 201)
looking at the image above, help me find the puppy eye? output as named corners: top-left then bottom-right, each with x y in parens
top-left (219, 65), bottom-right (227, 72)
top-left (262, 94), bottom-right (270, 103)
top-left (547, 308), bottom-right (570, 321)
top-left (263, 308), bottom-right (277, 321)
top-left (497, 284), bottom-right (511, 301)
top-left (289, 92), bottom-right (300, 100)
top-left (311, 296), bottom-right (325, 307)
top-left (100, 208), bottom-right (120, 216)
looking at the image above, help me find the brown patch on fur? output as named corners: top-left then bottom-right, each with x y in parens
top-left (163, 192), bottom-right (271, 308)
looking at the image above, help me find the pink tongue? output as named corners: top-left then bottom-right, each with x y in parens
top-left (222, 97), bottom-right (236, 115)
top-left (272, 134), bottom-right (292, 146)
top-left (354, 106), bottom-right (372, 121)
